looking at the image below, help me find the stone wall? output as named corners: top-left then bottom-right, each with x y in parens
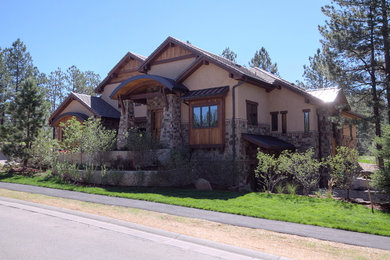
top-left (117, 100), bottom-right (135, 149)
top-left (160, 94), bottom-right (182, 148)
top-left (317, 107), bottom-right (333, 159)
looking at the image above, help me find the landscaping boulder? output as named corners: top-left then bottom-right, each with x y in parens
top-left (194, 178), bottom-right (212, 191)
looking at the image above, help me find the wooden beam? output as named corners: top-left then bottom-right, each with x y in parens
top-left (124, 92), bottom-right (162, 100)
top-left (152, 54), bottom-right (196, 65)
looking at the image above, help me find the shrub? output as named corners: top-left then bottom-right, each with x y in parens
top-left (282, 149), bottom-right (322, 195)
top-left (372, 124), bottom-right (390, 195)
top-left (61, 117), bottom-right (116, 165)
top-left (255, 150), bottom-right (290, 193)
top-left (327, 146), bottom-right (359, 200)
top-left (28, 128), bottom-right (59, 170)
top-left (286, 183), bottom-right (298, 195)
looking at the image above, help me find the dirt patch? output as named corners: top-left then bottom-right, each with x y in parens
top-left (0, 188), bottom-right (389, 260)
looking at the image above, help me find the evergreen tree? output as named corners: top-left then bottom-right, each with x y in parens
top-left (249, 47), bottom-right (279, 76)
top-left (221, 47), bottom-right (237, 62)
top-left (3, 39), bottom-right (34, 93)
top-left (4, 78), bottom-right (49, 165)
top-left (47, 68), bottom-right (66, 112)
top-left (300, 48), bottom-right (340, 89)
top-left (65, 65), bottom-right (100, 96)
top-left (320, 0), bottom-right (384, 164)
top-left (0, 48), bottom-right (10, 127)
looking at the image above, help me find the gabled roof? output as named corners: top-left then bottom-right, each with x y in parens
top-left (95, 52), bottom-right (146, 94)
top-left (49, 92), bottom-right (120, 125)
top-left (138, 36), bottom-right (275, 91)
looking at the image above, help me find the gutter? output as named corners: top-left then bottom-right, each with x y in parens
top-left (231, 80), bottom-right (245, 186)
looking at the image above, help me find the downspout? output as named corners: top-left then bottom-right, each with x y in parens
top-left (231, 80), bottom-right (245, 186)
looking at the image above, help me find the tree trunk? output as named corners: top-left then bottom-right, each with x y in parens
top-left (369, 3), bottom-right (384, 168)
top-left (381, 0), bottom-right (390, 123)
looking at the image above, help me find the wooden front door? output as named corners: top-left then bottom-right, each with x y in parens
top-left (151, 109), bottom-right (163, 141)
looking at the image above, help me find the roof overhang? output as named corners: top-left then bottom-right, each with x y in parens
top-left (50, 112), bottom-right (89, 127)
top-left (242, 133), bottom-right (295, 151)
top-left (110, 74), bottom-right (188, 100)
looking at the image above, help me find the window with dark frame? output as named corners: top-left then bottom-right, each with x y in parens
top-left (246, 100), bottom-right (258, 125)
top-left (303, 109), bottom-right (310, 133)
top-left (281, 111), bottom-right (287, 134)
top-left (192, 104), bottom-right (218, 128)
top-left (271, 112), bottom-right (278, 131)
top-left (349, 124), bottom-right (353, 139)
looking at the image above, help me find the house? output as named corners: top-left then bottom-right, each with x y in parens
top-left (49, 36), bottom-right (361, 187)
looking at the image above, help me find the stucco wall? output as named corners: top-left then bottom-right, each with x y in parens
top-left (235, 83), bottom-right (269, 125)
top-left (149, 57), bottom-right (196, 79)
top-left (268, 87), bottom-right (318, 132)
top-left (101, 83), bottom-right (120, 109)
top-left (61, 100), bottom-right (95, 117)
top-left (182, 63), bottom-right (237, 122)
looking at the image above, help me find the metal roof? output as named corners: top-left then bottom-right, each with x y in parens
top-left (307, 88), bottom-right (341, 103)
top-left (242, 133), bottom-right (295, 151)
top-left (181, 86), bottom-right (229, 100)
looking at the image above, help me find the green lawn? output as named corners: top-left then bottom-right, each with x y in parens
top-left (1, 172), bottom-right (389, 237)
top-left (358, 155), bottom-right (377, 164)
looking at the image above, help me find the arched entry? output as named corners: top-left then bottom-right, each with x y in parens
top-left (50, 112), bottom-right (89, 141)
top-left (110, 74), bottom-right (188, 149)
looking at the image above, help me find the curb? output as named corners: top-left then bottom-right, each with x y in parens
top-left (0, 196), bottom-right (289, 260)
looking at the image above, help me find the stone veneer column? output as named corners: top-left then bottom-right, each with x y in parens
top-left (159, 94), bottom-right (181, 148)
top-left (317, 108), bottom-right (333, 159)
top-left (117, 99), bottom-right (135, 150)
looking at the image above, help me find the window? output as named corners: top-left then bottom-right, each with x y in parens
top-left (192, 105), bottom-right (218, 128)
top-left (271, 112), bottom-right (278, 131)
top-left (303, 109), bottom-right (310, 133)
top-left (349, 124), bottom-right (353, 139)
top-left (246, 100), bottom-right (258, 125)
top-left (281, 111), bottom-right (287, 134)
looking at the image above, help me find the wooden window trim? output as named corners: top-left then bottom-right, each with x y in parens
top-left (246, 100), bottom-right (258, 126)
top-left (303, 110), bottom-right (310, 133)
top-left (270, 112), bottom-right (279, 132)
top-left (281, 112), bottom-right (287, 134)
top-left (192, 103), bottom-right (219, 129)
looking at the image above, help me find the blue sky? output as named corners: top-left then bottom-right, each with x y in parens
top-left (0, 0), bottom-right (331, 83)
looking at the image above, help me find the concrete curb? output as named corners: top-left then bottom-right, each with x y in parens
top-left (0, 196), bottom-right (289, 260)
top-left (0, 182), bottom-right (389, 250)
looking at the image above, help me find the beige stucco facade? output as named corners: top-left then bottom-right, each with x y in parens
top-left (149, 57), bottom-right (196, 79)
top-left (61, 100), bottom-right (95, 117)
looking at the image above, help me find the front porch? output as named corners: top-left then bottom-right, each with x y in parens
top-left (110, 74), bottom-right (188, 150)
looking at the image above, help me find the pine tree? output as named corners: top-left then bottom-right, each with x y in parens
top-left (0, 48), bottom-right (10, 127)
top-left (47, 68), bottom-right (66, 112)
top-left (4, 78), bottom-right (49, 165)
top-left (65, 65), bottom-right (100, 96)
top-left (3, 39), bottom-right (34, 93)
top-left (249, 47), bottom-right (279, 76)
top-left (221, 47), bottom-right (237, 62)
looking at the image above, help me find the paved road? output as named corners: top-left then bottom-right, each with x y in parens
top-left (0, 197), bottom-right (285, 260)
top-left (0, 182), bottom-right (389, 251)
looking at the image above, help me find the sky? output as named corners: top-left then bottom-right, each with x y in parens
top-left (0, 0), bottom-right (332, 83)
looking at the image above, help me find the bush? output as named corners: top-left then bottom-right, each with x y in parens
top-left (327, 146), bottom-right (359, 199)
top-left (255, 150), bottom-right (290, 193)
top-left (282, 149), bottom-right (322, 195)
top-left (61, 117), bottom-right (116, 165)
top-left (28, 128), bottom-right (59, 170)
top-left (372, 124), bottom-right (390, 195)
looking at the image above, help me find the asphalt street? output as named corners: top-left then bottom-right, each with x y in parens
top-left (0, 182), bottom-right (389, 251)
top-left (0, 197), bottom-right (286, 260)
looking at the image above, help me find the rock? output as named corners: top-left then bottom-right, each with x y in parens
top-left (194, 178), bottom-right (212, 191)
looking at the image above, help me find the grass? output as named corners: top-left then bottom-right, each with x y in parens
top-left (1, 172), bottom-right (390, 237)
top-left (358, 155), bottom-right (376, 164)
